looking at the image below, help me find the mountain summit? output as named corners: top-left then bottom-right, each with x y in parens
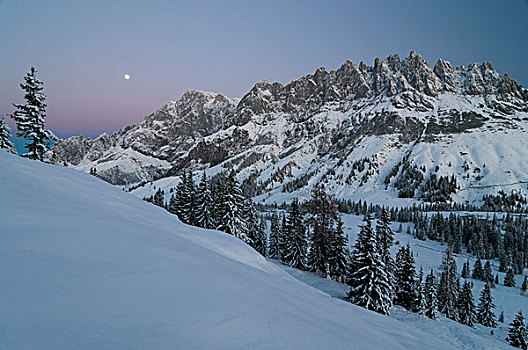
top-left (48, 52), bottom-right (528, 206)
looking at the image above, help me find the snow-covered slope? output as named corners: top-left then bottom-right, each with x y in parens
top-left (48, 52), bottom-right (528, 207)
top-left (0, 150), bottom-right (454, 349)
top-left (273, 213), bottom-right (524, 349)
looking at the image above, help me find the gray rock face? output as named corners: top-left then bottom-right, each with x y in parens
top-left (47, 51), bottom-right (528, 201)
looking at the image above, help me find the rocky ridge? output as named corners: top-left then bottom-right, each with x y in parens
top-left (47, 51), bottom-right (528, 206)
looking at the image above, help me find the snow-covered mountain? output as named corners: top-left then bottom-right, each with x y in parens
top-left (47, 51), bottom-right (528, 206)
top-left (0, 150), bottom-right (456, 349)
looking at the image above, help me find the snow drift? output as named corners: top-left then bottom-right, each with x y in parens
top-left (0, 150), bottom-right (453, 349)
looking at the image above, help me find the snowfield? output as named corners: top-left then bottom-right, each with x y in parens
top-left (0, 150), bottom-right (455, 349)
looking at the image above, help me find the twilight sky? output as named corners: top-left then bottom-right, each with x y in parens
top-left (1, 0), bottom-right (527, 139)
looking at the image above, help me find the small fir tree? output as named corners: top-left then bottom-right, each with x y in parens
top-left (11, 66), bottom-right (55, 160)
top-left (328, 215), bottom-right (349, 282)
top-left (483, 261), bottom-right (494, 288)
top-left (0, 116), bottom-right (16, 153)
top-left (522, 276), bottom-right (528, 296)
top-left (283, 198), bottom-right (307, 270)
top-left (394, 244), bottom-right (416, 310)
top-left (413, 267), bottom-right (426, 315)
top-left (461, 259), bottom-right (470, 279)
top-left (476, 282), bottom-right (496, 328)
top-left (505, 268), bottom-right (516, 287)
top-left (424, 269), bottom-right (438, 320)
top-left (268, 212), bottom-right (282, 260)
top-left (347, 218), bottom-right (392, 315)
top-left (438, 250), bottom-right (459, 320)
top-left (457, 280), bottom-right (476, 327)
top-left (472, 259), bottom-right (483, 280)
top-left (507, 311), bottom-right (528, 349)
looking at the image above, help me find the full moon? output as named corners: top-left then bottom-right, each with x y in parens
top-left (124, 74), bottom-right (131, 80)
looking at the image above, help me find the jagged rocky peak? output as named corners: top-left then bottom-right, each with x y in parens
top-left (433, 59), bottom-right (456, 90)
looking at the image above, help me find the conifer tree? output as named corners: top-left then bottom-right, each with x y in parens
top-left (438, 250), bottom-right (459, 320)
top-left (268, 212), bottom-right (282, 260)
top-left (522, 276), bottom-right (528, 296)
top-left (282, 198), bottom-right (307, 270)
top-left (304, 186), bottom-right (339, 277)
top-left (507, 311), bottom-right (528, 349)
top-left (457, 280), bottom-right (476, 327)
top-left (476, 282), bottom-right (497, 328)
top-left (424, 269), bottom-right (438, 320)
top-left (472, 259), bottom-right (483, 280)
top-left (181, 170), bottom-right (196, 226)
top-left (461, 259), bottom-right (470, 279)
top-left (168, 193), bottom-right (178, 215)
top-left (394, 244), bottom-right (416, 310)
top-left (153, 188), bottom-right (165, 208)
top-left (414, 267), bottom-right (426, 315)
top-left (11, 66), bottom-right (55, 160)
top-left (328, 216), bottom-right (349, 282)
top-left (195, 171), bottom-right (215, 229)
top-left (495, 274), bottom-right (500, 286)
top-left (376, 210), bottom-right (395, 271)
top-left (347, 218), bottom-right (392, 315)
top-left (244, 199), bottom-right (266, 256)
top-left (280, 213), bottom-right (288, 260)
top-left (255, 217), bottom-right (268, 257)
top-left (0, 116), bottom-right (16, 153)
top-left (483, 261), bottom-right (494, 287)
top-left (499, 311), bottom-right (505, 323)
top-left (505, 268), bottom-right (516, 287)
top-left (216, 170), bottom-right (249, 243)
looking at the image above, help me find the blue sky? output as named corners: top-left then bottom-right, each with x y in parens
top-left (1, 0), bottom-right (527, 138)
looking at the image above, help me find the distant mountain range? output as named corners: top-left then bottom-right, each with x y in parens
top-left (47, 51), bottom-right (528, 207)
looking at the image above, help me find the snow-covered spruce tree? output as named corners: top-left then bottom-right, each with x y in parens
top-left (424, 269), bottom-right (438, 320)
top-left (0, 116), bottom-right (16, 153)
top-left (347, 218), bottom-right (392, 315)
top-left (244, 198), bottom-right (267, 256)
top-left (280, 213), bottom-right (288, 260)
top-left (376, 210), bottom-right (395, 283)
top-left (304, 185), bottom-right (339, 277)
top-left (171, 175), bottom-right (188, 223)
top-left (499, 311), bottom-right (505, 323)
top-left (216, 170), bottom-right (249, 243)
top-left (211, 175), bottom-right (226, 226)
top-left (153, 188), bottom-right (165, 208)
top-left (438, 250), bottom-right (459, 321)
top-left (472, 259), bottom-right (484, 280)
top-left (282, 198), bottom-right (307, 270)
top-left (328, 215), bottom-right (349, 282)
top-left (11, 66), bottom-right (55, 160)
top-left (168, 193), bottom-right (178, 215)
top-left (413, 267), bottom-right (426, 315)
top-left (195, 171), bottom-right (215, 229)
top-left (461, 259), bottom-right (470, 279)
top-left (522, 276), bottom-right (528, 296)
top-left (181, 170), bottom-right (196, 226)
top-left (476, 282), bottom-right (497, 328)
top-left (268, 212), bottom-right (282, 260)
top-left (256, 217), bottom-right (268, 257)
top-left (457, 280), bottom-right (476, 327)
top-left (505, 268), bottom-right (516, 287)
top-left (394, 244), bottom-right (416, 310)
top-left (507, 311), bottom-right (528, 349)
top-left (483, 261), bottom-right (494, 287)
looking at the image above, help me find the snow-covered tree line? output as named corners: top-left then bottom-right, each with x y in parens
top-left (335, 198), bottom-right (528, 274)
top-left (145, 170), bottom-right (267, 256)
